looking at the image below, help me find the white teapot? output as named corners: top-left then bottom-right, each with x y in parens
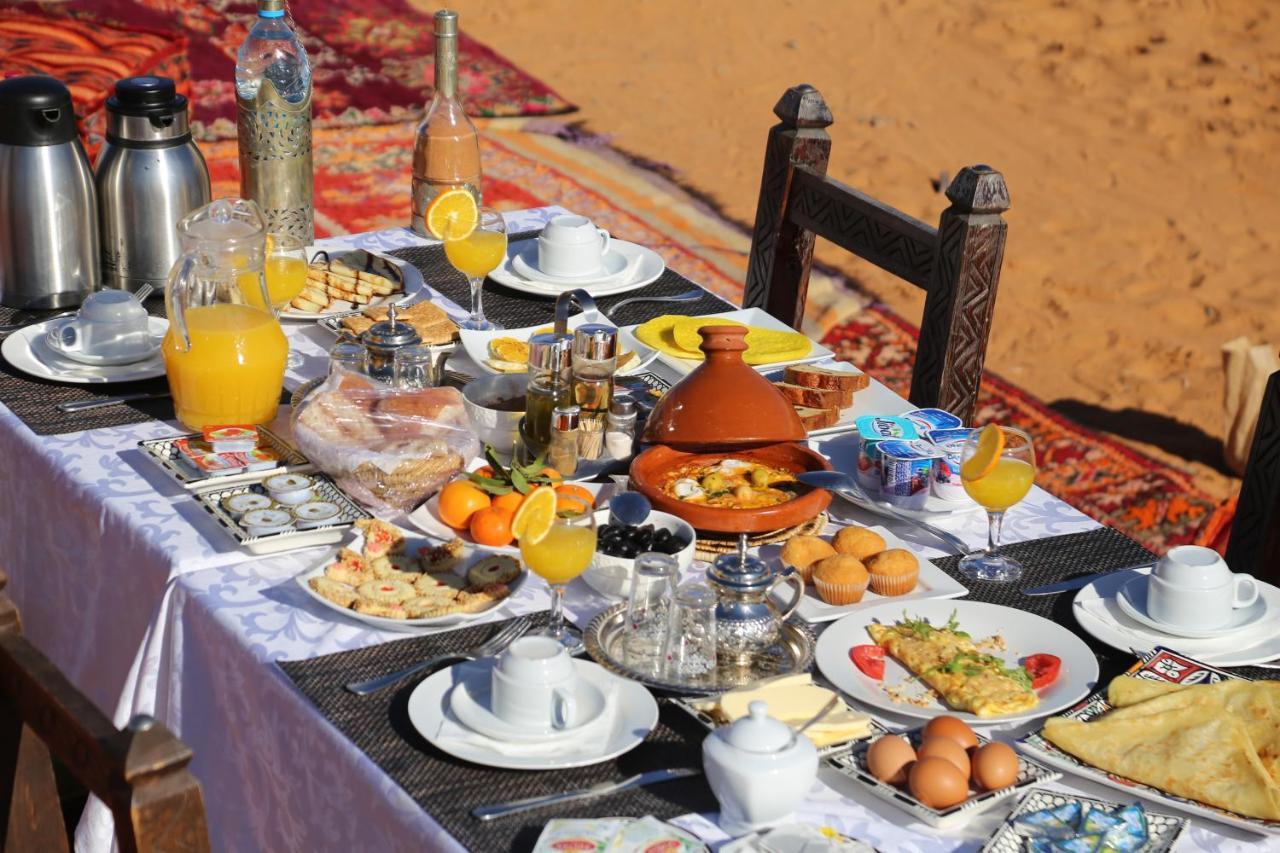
top-left (702, 700), bottom-right (818, 836)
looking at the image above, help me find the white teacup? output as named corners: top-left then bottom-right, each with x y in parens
top-left (54, 290), bottom-right (149, 358)
top-left (490, 635), bottom-right (579, 730)
top-left (1147, 545), bottom-right (1259, 631)
top-left (538, 214), bottom-right (610, 278)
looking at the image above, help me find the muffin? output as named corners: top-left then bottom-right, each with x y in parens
top-left (865, 549), bottom-right (920, 596)
top-left (832, 526), bottom-right (886, 561)
top-left (779, 535), bottom-right (837, 582)
top-left (811, 555), bottom-right (869, 605)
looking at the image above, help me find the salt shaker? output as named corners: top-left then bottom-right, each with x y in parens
top-left (548, 404), bottom-right (580, 477)
top-left (571, 324), bottom-right (617, 461)
top-left (605, 394), bottom-right (637, 459)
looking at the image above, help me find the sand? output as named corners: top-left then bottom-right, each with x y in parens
top-left (459, 0), bottom-right (1280, 497)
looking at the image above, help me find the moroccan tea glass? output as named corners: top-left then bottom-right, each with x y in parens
top-left (660, 581), bottom-right (717, 684)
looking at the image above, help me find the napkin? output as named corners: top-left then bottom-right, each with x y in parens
top-left (436, 681), bottom-right (617, 759)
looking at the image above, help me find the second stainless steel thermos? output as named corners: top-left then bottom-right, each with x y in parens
top-left (96, 76), bottom-right (211, 294)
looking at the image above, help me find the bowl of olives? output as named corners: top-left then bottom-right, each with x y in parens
top-left (583, 509), bottom-right (697, 599)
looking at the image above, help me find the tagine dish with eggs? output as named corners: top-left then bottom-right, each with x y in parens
top-left (661, 458), bottom-right (798, 510)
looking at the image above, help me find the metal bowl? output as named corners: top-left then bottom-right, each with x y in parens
top-left (462, 373), bottom-right (527, 456)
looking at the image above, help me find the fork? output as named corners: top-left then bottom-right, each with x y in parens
top-left (603, 289), bottom-right (704, 321)
top-left (344, 615), bottom-right (533, 696)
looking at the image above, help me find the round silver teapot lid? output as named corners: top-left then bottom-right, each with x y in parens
top-left (708, 549), bottom-right (774, 591)
top-left (362, 305), bottom-right (422, 349)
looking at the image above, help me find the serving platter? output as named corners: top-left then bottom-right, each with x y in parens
top-left (279, 248), bottom-right (422, 321)
top-left (1019, 648), bottom-right (1280, 836)
top-left (621, 307), bottom-right (834, 377)
top-left (981, 788), bottom-right (1188, 853)
top-left (193, 474), bottom-right (371, 555)
top-left (814, 600), bottom-right (1099, 725)
top-left (583, 602), bottom-right (816, 696)
top-left (138, 426), bottom-right (311, 491)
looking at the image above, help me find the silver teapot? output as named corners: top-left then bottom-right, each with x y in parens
top-left (707, 540), bottom-right (804, 663)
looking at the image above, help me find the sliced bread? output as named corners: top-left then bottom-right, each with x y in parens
top-left (774, 381), bottom-right (843, 409)
top-left (783, 364), bottom-right (870, 407)
top-left (794, 405), bottom-right (839, 431)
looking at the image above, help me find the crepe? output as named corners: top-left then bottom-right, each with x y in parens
top-left (634, 314), bottom-right (812, 366)
top-left (1044, 678), bottom-right (1280, 820)
top-left (866, 617), bottom-right (1038, 717)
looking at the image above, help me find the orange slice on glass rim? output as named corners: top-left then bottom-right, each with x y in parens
top-left (511, 486), bottom-right (557, 545)
top-left (424, 188), bottom-right (478, 241)
top-left (961, 423), bottom-right (1005, 481)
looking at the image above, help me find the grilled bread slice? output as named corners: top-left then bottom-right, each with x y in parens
top-left (783, 365), bottom-right (869, 408)
top-left (774, 381), bottom-right (843, 410)
top-left (794, 405), bottom-right (839, 431)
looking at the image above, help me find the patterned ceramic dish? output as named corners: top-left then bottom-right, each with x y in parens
top-left (981, 787), bottom-right (1187, 853)
top-left (138, 426), bottom-right (311, 491)
top-left (825, 727), bottom-right (1060, 830)
top-left (194, 474), bottom-right (371, 555)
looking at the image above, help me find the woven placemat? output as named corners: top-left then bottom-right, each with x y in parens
top-left (390, 232), bottom-right (735, 330)
top-left (932, 526), bottom-right (1279, 683)
top-left (277, 611), bottom-right (716, 852)
top-left (0, 298), bottom-right (179, 435)
top-left (694, 513), bottom-right (829, 561)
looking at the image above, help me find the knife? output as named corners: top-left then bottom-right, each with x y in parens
top-left (1022, 562), bottom-right (1156, 596)
top-left (57, 392), bottom-right (170, 413)
top-left (471, 767), bottom-right (701, 821)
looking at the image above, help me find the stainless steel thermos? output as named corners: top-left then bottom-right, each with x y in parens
top-left (95, 76), bottom-right (211, 294)
top-left (0, 76), bottom-right (99, 310)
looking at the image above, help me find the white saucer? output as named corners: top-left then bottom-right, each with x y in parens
top-left (448, 660), bottom-right (609, 743)
top-left (2, 316), bottom-right (168, 384)
top-left (511, 244), bottom-right (630, 286)
top-left (489, 239), bottom-right (665, 298)
top-left (44, 318), bottom-right (162, 366)
top-left (408, 657), bottom-right (658, 771)
top-left (1116, 575), bottom-right (1268, 639)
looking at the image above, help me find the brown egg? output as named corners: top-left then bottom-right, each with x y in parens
top-left (970, 742), bottom-right (1019, 791)
top-left (866, 735), bottom-right (916, 786)
top-left (916, 735), bottom-right (971, 779)
top-left (922, 715), bottom-right (978, 750)
top-left (908, 756), bottom-right (970, 809)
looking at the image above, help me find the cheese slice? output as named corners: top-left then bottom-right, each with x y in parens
top-left (702, 674), bottom-right (872, 747)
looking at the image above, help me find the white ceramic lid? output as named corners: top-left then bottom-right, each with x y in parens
top-left (721, 701), bottom-right (795, 753)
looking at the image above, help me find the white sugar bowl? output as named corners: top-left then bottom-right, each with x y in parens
top-left (702, 700), bottom-right (818, 836)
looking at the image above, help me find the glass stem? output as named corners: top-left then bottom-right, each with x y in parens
top-left (986, 510), bottom-right (1005, 555)
top-left (548, 583), bottom-right (565, 638)
top-left (469, 276), bottom-right (484, 325)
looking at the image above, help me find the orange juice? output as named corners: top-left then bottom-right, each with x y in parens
top-left (519, 522), bottom-right (597, 585)
top-left (239, 255), bottom-right (308, 311)
top-left (962, 458), bottom-right (1035, 511)
top-left (162, 303), bottom-right (288, 429)
top-left (444, 229), bottom-right (507, 278)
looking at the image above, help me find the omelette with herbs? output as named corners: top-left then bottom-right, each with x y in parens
top-left (867, 612), bottom-right (1039, 717)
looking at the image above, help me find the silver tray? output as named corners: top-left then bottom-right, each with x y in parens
top-left (138, 427), bottom-right (311, 491)
top-left (583, 603), bottom-right (816, 696)
top-left (193, 473), bottom-right (372, 555)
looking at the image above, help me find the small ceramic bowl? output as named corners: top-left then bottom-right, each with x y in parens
top-left (581, 509), bottom-right (697, 599)
top-left (462, 373), bottom-right (527, 456)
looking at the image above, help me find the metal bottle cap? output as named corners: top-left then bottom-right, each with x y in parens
top-left (528, 332), bottom-right (573, 372)
top-left (258, 0), bottom-right (286, 12)
top-left (609, 395), bottom-right (636, 417)
top-left (363, 305), bottom-right (422, 349)
top-left (572, 324), bottom-right (618, 360)
top-left (106, 77), bottom-right (190, 143)
top-left (553, 405), bottom-right (581, 431)
top-left (434, 9), bottom-right (458, 36)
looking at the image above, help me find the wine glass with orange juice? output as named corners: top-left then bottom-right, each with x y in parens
top-left (958, 424), bottom-right (1037, 582)
top-left (442, 205), bottom-right (507, 331)
top-left (512, 486), bottom-right (597, 650)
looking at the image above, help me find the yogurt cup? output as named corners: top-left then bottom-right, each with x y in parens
top-left (292, 500), bottom-right (341, 529)
top-left (264, 473), bottom-right (315, 506)
top-left (853, 415), bottom-right (920, 492)
top-left (241, 508), bottom-right (294, 537)
top-left (903, 408), bottom-right (962, 434)
top-left (877, 439), bottom-right (943, 511)
top-left (202, 425), bottom-right (260, 454)
top-left (221, 492), bottom-right (273, 519)
top-left (925, 427), bottom-right (975, 503)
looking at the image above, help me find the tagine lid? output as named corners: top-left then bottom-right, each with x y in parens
top-left (641, 326), bottom-right (805, 448)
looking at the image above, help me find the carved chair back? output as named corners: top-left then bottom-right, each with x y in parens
top-left (0, 570), bottom-right (210, 853)
top-left (744, 84), bottom-right (1009, 424)
top-left (1227, 369), bottom-right (1280, 578)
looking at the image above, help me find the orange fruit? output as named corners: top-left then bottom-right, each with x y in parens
top-left (424, 187), bottom-right (478, 240)
top-left (511, 486), bottom-right (557, 544)
top-left (491, 491), bottom-right (525, 514)
top-left (554, 484), bottom-right (595, 516)
top-left (473, 465), bottom-right (496, 479)
top-left (469, 506), bottom-right (514, 547)
top-left (437, 480), bottom-right (490, 529)
top-left (961, 424), bottom-right (1005, 482)
top-left (537, 466), bottom-right (563, 484)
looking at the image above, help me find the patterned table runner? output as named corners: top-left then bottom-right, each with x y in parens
top-left (278, 611), bottom-right (717, 852)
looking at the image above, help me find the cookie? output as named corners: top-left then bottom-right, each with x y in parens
top-left (419, 537), bottom-right (465, 573)
top-left (356, 518), bottom-right (405, 558)
top-left (355, 579), bottom-right (415, 604)
top-left (309, 576), bottom-right (358, 608)
top-left (466, 555), bottom-right (520, 587)
top-left (324, 549), bottom-right (371, 586)
top-left (456, 582), bottom-right (510, 612)
top-left (353, 600), bottom-right (409, 619)
top-left (369, 552), bottom-right (419, 578)
top-left (412, 575), bottom-right (462, 599)
top-left (416, 572), bottom-right (466, 594)
top-left (403, 597), bottom-right (463, 619)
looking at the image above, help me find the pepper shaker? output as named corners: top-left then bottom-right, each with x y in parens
top-left (548, 404), bottom-right (580, 477)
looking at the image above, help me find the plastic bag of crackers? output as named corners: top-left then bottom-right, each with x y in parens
top-left (291, 368), bottom-right (478, 514)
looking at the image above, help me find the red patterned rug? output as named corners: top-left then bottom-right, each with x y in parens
top-left (4, 1), bottom-right (573, 144)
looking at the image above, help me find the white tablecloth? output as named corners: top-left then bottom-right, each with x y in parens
top-left (0, 210), bottom-right (1260, 851)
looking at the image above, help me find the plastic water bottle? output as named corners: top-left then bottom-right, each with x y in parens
top-left (235, 1), bottom-right (311, 103)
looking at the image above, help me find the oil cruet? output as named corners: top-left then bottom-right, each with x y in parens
top-left (706, 538), bottom-right (805, 663)
top-left (162, 198), bottom-right (288, 430)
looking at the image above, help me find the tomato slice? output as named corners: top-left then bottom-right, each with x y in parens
top-left (1024, 653), bottom-right (1061, 690)
top-left (850, 644), bottom-right (885, 680)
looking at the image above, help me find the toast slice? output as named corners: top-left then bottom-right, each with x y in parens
top-left (290, 293), bottom-right (328, 312)
top-left (773, 381), bottom-right (843, 410)
top-left (794, 405), bottom-right (839, 431)
top-left (783, 364), bottom-right (869, 408)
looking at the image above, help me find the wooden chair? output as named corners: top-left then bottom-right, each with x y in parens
top-left (1226, 369), bottom-right (1280, 577)
top-left (744, 84), bottom-right (1009, 424)
top-left (0, 570), bottom-right (210, 853)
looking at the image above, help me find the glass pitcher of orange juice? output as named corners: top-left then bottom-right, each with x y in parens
top-left (162, 198), bottom-right (288, 429)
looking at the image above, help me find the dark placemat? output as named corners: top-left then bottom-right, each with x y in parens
top-left (933, 526), bottom-right (1279, 683)
top-left (0, 298), bottom-right (179, 435)
top-left (278, 612), bottom-right (716, 852)
top-left (391, 231), bottom-right (735, 330)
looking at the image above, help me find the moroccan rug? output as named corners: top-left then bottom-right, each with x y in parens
top-left (186, 120), bottom-right (1225, 551)
top-left (3, 1), bottom-right (573, 145)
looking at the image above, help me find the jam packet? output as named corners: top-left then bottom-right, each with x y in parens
top-left (174, 438), bottom-right (281, 477)
top-left (202, 425), bottom-right (260, 453)
top-left (1014, 800), bottom-right (1149, 853)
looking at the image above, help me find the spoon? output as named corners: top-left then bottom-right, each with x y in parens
top-left (795, 694), bottom-right (841, 737)
top-left (796, 470), bottom-right (970, 555)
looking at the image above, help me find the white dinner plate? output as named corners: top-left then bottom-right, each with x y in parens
top-left (2, 316), bottom-right (168, 384)
top-left (622, 306), bottom-right (835, 377)
top-left (763, 525), bottom-right (967, 623)
top-left (278, 248), bottom-right (422, 321)
top-left (295, 526), bottom-right (527, 632)
top-left (458, 314), bottom-right (658, 377)
top-left (1116, 574), bottom-right (1268, 638)
top-left (815, 599), bottom-right (1099, 724)
top-left (408, 657), bottom-right (658, 770)
top-left (406, 478), bottom-right (611, 557)
top-left (449, 660), bottom-right (609, 743)
top-left (1072, 568), bottom-right (1280, 666)
top-left (489, 239), bottom-right (664, 298)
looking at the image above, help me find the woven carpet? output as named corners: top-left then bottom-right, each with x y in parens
top-left (3, 0), bottom-right (573, 147)
top-left (193, 119), bottom-right (1221, 552)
